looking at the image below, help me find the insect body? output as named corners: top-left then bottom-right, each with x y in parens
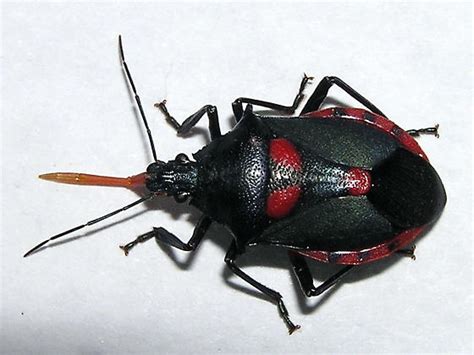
top-left (25, 37), bottom-right (446, 333)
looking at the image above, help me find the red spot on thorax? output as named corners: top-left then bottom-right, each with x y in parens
top-left (266, 138), bottom-right (303, 219)
top-left (266, 186), bottom-right (301, 219)
top-left (346, 168), bottom-right (371, 195)
top-left (269, 138), bottom-right (302, 170)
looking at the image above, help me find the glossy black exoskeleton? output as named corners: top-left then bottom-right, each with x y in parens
top-left (25, 37), bottom-right (446, 333)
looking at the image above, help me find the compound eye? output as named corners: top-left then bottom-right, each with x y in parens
top-left (175, 153), bottom-right (189, 164)
top-left (146, 160), bottom-right (165, 173)
top-left (174, 192), bottom-right (189, 203)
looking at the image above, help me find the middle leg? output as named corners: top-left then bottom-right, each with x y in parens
top-left (232, 74), bottom-right (313, 121)
top-left (155, 101), bottom-right (222, 140)
top-left (225, 241), bottom-right (300, 334)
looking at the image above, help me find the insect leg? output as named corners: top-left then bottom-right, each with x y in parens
top-left (232, 74), bottom-right (313, 121)
top-left (300, 76), bottom-right (386, 117)
top-left (120, 215), bottom-right (212, 255)
top-left (396, 245), bottom-right (416, 260)
top-left (407, 124), bottom-right (439, 138)
top-left (225, 241), bottom-right (300, 334)
top-left (289, 252), bottom-right (354, 297)
top-left (155, 102), bottom-right (221, 140)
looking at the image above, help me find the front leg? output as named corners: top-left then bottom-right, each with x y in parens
top-left (155, 101), bottom-right (221, 140)
top-left (120, 215), bottom-right (212, 255)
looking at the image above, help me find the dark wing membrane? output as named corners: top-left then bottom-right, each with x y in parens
top-left (263, 116), bottom-right (400, 168)
top-left (368, 148), bottom-right (447, 228)
top-left (255, 196), bottom-right (397, 251)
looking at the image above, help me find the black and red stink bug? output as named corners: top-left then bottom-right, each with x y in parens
top-left (25, 36), bottom-right (446, 334)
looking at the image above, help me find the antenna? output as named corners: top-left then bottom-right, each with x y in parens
top-left (119, 35), bottom-right (158, 162)
top-left (24, 194), bottom-right (154, 257)
top-left (24, 37), bottom-right (160, 257)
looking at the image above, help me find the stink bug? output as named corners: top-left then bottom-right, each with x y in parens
top-left (25, 36), bottom-right (446, 333)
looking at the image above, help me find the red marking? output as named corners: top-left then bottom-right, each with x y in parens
top-left (373, 114), bottom-right (395, 133)
top-left (398, 130), bottom-right (426, 156)
top-left (304, 107), bottom-right (428, 161)
top-left (344, 107), bottom-right (366, 118)
top-left (298, 226), bottom-right (424, 265)
top-left (266, 186), bottom-right (301, 219)
top-left (346, 168), bottom-right (371, 195)
top-left (269, 138), bottom-right (302, 170)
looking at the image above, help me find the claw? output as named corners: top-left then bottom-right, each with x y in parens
top-left (303, 73), bottom-right (314, 81)
top-left (154, 100), bottom-right (168, 112)
top-left (119, 245), bottom-right (130, 256)
top-left (433, 124), bottom-right (440, 138)
top-left (409, 245), bottom-right (417, 261)
top-left (397, 245), bottom-right (416, 260)
top-left (288, 324), bottom-right (301, 335)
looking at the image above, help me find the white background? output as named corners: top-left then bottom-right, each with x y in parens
top-left (1, 2), bottom-right (472, 354)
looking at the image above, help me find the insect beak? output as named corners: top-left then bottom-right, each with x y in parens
top-left (38, 172), bottom-right (148, 188)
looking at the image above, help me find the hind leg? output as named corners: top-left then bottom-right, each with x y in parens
top-left (289, 252), bottom-right (354, 297)
top-left (156, 101), bottom-right (222, 140)
top-left (407, 124), bottom-right (439, 138)
top-left (300, 76), bottom-right (386, 117)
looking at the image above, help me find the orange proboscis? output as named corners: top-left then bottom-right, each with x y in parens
top-left (38, 172), bottom-right (147, 188)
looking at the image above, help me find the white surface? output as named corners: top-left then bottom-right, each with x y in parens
top-left (1, 2), bottom-right (472, 354)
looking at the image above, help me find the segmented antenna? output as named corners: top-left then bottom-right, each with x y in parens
top-left (23, 194), bottom-right (154, 257)
top-left (24, 37), bottom-right (161, 257)
top-left (119, 35), bottom-right (158, 162)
